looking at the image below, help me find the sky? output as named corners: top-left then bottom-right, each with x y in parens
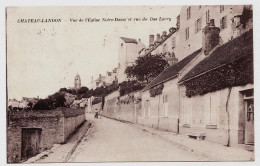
top-left (7, 6), bottom-right (181, 100)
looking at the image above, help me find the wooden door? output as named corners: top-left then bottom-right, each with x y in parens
top-left (245, 100), bottom-right (254, 144)
top-left (21, 128), bottom-right (42, 160)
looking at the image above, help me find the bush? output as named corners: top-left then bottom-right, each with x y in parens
top-left (119, 80), bottom-right (145, 96)
top-left (33, 92), bottom-right (66, 110)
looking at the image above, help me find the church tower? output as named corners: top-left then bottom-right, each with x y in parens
top-left (74, 73), bottom-right (81, 89)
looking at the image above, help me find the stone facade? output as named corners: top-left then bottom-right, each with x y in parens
top-left (179, 84), bottom-right (254, 146)
top-left (7, 108), bottom-right (85, 163)
top-left (117, 37), bottom-right (146, 83)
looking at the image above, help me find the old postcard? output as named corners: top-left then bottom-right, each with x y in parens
top-left (6, 5), bottom-right (254, 163)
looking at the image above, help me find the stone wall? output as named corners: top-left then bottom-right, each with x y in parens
top-left (7, 108), bottom-right (85, 163)
top-left (62, 108), bottom-right (86, 140)
top-left (102, 90), bottom-right (141, 124)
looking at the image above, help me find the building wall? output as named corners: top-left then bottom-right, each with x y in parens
top-left (63, 114), bottom-right (86, 140)
top-left (7, 108), bottom-right (85, 163)
top-left (175, 5), bottom-right (244, 61)
top-left (7, 110), bottom-right (64, 163)
top-left (150, 32), bottom-right (178, 65)
top-left (139, 79), bottom-right (179, 132)
top-left (102, 90), bottom-right (141, 124)
top-left (179, 83), bottom-right (254, 146)
top-left (117, 39), bottom-right (146, 83)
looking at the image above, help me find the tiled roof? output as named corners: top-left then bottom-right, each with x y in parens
top-left (142, 48), bottom-right (202, 91)
top-left (120, 37), bottom-right (138, 44)
top-left (179, 29), bottom-right (253, 83)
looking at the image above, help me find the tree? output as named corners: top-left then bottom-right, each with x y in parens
top-left (33, 92), bottom-right (66, 110)
top-left (125, 54), bottom-right (169, 84)
top-left (78, 86), bottom-right (89, 94)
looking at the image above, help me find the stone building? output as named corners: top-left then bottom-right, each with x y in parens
top-left (145, 5), bottom-right (247, 64)
top-left (139, 5), bottom-right (253, 147)
top-left (7, 108), bottom-right (85, 163)
top-left (117, 37), bottom-right (146, 83)
top-left (90, 68), bottom-right (118, 90)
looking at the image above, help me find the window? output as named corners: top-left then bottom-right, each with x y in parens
top-left (145, 100), bottom-right (150, 118)
top-left (220, 16), bottom-right (227, 30)
top-left (163, 95), bottom-right (168, 117)
top-left (172, 37), bottom-right (176, 48)
top-left (195, 18), bottom-right (202, 33)
top-left (206, 10), bottom-right (210, 24)
top-left (220, 5), bottom-right (224, 13)
top-left (187, 7), bottom-right (191, 20)
top-left (185, 27), bottom-right (189, 40)
top-left (163, 44), bottom-right (167, 53)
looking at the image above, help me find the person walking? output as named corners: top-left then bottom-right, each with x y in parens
top-left (94, 108), bottom-right (98, 119)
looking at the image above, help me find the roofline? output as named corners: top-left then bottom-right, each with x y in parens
top-left (145, 32), bottom-right (175, 56)
top-left (142, 73), bottom-right (179, 92)
top-left (178, 56), bottom-right (247, 84)
top-left (120, 37), bottom-right (138, 44)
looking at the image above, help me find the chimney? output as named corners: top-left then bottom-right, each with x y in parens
top-left (149, 34), bottom-right (154, 45)
top-left (169, 27), bottom-right (176, 34)
top-left (202, 19), bottom-right (220, 55)
top-left (209, 19), bottom-right (215, 26)
top-left (156, 33), bottom-right (161, 43)
top-left (99, 74), bottom-right (101, 79)
top-left (91, 76), bottom-right (93, 82)
top-left (162, 31), bottom-right (167, 37)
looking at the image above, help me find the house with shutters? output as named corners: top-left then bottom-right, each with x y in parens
top-left (139, 5), bottom-right (253, 147)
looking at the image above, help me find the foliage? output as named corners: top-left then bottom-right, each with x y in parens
top-left (184, 56), bottom-right (253, 98)
top-left (77, 86), bottom-right (89, 94)
top-left (92, 97), bottom-right (102, 105)
top-left (149, 84), bottom-right (164, 97)
top-left (33, 92), bottom-right (66, 110)
top-left (125, 54), bottom-right (169, 84)
top-left (241, 6), bottom-right (253, 28)
top-left (119, 80), bottom-right (145, 96)
top-left (59, 88), bottom-right (77, 95)
top-left (91, 81), bottom-right (119, 97)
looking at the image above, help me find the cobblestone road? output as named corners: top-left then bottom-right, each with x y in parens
top-left (68, 114), bottom-right (207, 162)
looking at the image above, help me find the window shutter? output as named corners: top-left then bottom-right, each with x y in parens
top-left (200, 18), bottom-right (202, 30)
top-left (189, 7), bottom-right (191, 19)
top-left (220, 19), bottom-right (222, 30)
top-left (188, 27), bottom-right (189, 39)
top-left (195, 20), bottom-right (197, 33)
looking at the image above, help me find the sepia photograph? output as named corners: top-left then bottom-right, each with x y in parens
top-left (5, 4), bottom-right (255, 164)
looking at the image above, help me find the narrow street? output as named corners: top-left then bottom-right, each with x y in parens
top-left (68, 114), bottom-right (207, 162)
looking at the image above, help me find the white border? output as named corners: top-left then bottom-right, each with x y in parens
top-left (0, 1), bottom-right (259, 166)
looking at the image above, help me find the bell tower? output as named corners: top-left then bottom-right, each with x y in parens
top-left (74, 73), bottom-right (81, 89)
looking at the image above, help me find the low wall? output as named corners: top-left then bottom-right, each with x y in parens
top-left (62, 108), bottom-right (86, 140)
top-left (7, 108), bottom-right (85, 163)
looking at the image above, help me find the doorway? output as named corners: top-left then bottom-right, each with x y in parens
top-left (243, 89), bottom-right (254, 145)
top-left (21, 128), bottom-right (42, 160)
